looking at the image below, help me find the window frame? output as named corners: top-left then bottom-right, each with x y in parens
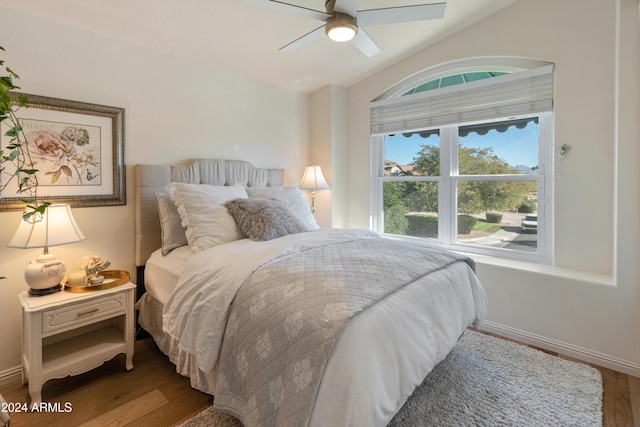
top-left (370, 64), bottom-right (554, 263)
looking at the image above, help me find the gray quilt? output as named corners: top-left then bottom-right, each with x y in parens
top-left (212, 236), bottom-right (475, 427)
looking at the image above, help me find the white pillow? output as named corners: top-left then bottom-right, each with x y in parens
top-left (246, 186), bottom-right (319, 230)
top-left (168, 182), bottom-right (249, 252)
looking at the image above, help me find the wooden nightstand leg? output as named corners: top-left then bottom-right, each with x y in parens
top-left (28, 344), bottom-right (42, 405)
top-left (125, 288), bottom-right (135, 371)
top-left (28, 380), bottom-right (42, 405)
top-left (21, 309), bottom-right (29, 386)
top-left (125, 352), bottom-right (134, 371)
top-left (23, 306), bottom-right (43, 403)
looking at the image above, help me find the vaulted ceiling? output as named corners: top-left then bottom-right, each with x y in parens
top-left (0, 0), bottom-right (517, 93)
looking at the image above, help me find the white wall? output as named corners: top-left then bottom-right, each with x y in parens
top-left (308, 87), bottom-right (333, 228)
top-left (344, 0), bottom-right (640, 374)
top-left (309, 85), bottom-right (349, 228)
top-left (0, 8), bottom-right (310, 381)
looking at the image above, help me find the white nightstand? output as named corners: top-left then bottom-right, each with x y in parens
top-left (19, 281), bottom-right (135, 404)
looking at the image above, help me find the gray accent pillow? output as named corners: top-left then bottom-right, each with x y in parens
top-left (225, 198), bottom-right (310, 241)
top-left (156, 192), bottom-right (188, 255)
top-left (246, 186), bottom-right (319, 230)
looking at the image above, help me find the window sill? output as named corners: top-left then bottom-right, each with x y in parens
top-left (380, 233), bottom-right (615, 286)
top-left (466, 253), bottom-right (615, 287)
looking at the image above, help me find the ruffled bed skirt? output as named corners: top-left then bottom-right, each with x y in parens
top-left (136, 293), bottom-right (217, 394)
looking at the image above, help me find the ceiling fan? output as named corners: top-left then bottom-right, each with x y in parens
top-left (244, 0), bottom-right (446, 57)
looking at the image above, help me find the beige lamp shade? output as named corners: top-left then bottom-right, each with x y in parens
top-left (8, 204), bottom-right (85, 293)
top-left (8, 204), bottom-right (85, 249)
top-left (300, 165), bottom-right (330, 191)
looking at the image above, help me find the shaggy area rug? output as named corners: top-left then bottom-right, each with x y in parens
top-left (176, 330), bottom-right (603, 427)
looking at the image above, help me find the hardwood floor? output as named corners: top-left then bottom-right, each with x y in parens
top-left (1, 334), bottom-right (638, 426)
top-left (0, 339), bottom-right (211, 427)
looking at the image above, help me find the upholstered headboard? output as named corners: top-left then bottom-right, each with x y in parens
top-left (134, 159), bottom-right (284, 267)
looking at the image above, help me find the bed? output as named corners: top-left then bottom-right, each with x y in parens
top-left (134, 159), bottom-right (487, 427)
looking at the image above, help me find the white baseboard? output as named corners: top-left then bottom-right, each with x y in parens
top-left (0, 367), bottom-right (21, 388)
top-left (479, 320), bottom-right (640, 378)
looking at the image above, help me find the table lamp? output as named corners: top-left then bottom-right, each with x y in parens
top-left (300, 165), bottom-right (330, 215)
top-left (8, 204), bottom-right (86, 295)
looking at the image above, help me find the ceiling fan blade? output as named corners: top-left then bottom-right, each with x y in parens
top-left (332, 0), bottom-right (363, 16)
top-left (244, 0), bottom-right (333, 21)
top-left (350, 28), bottom-right (381, 57)
top-left (357, 2), bottom-right (446, 27)
top-left (280, 25), bottom-right (326, 52)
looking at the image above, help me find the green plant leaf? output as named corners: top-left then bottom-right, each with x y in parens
top-left (0, 76), bottom-right (17, 90)
top-left (4, 125), bottom-right (21, 137)
top-left (21, 201), bottom-right (51, 222)
top-left (23, 200), bottom-right (50, 210)
top-left (5, 66), bottom-right (19, 79)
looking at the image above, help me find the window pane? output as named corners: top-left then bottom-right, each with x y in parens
top-left (458, 118), bottom-right (539, 175)
top-left (456, 180), bottom-right (538, 252)
top-left (462, 71), bottom-right (508, 82)
top-left (383, 181), bottom-right (438, 239)
top-left (440, 74), bottom-right (464, 87)
top-left (384, 131), bottom-right (440, 177)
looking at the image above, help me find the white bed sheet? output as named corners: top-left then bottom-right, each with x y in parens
top-left (310, 261), bottom-right (485, 427)
top-left (144, 245), bottom-right (191, 304)
top-left (140, 229), bottom-right (487, 427)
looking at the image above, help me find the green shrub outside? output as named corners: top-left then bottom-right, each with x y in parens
top-left (403, 213), bottom-right (502, 238)
top-left (457, 214), bottom-right (478, 234)
top-left (518, 199), bottom-right (536, 213)
top-left (406, 214), bottom-right (438, 238)
top-left (384, 204), bottom-right (409, 235)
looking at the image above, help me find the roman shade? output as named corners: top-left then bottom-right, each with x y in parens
top-left (370, 65), bottom-right (554, 135)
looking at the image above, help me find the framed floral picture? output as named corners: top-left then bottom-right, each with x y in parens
top-left (0, 93), bottom-right (125, 210)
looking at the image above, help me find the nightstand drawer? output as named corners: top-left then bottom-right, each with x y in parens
top-left (42, 293), bottom-right (126, 333)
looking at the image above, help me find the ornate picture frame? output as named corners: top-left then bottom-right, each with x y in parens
top-left (0, 93), bottom-right (125, 210)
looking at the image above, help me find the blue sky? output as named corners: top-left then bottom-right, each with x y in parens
top-left (385, 121), bottom-right (539, 169)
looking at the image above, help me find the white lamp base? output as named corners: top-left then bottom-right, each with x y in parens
top-left (24, 252), bottom-right (66, 295)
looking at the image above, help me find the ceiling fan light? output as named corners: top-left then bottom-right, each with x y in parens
top-left (325, 13), bottom-right (358, 42)
top-left (327, 26), bottom-right (357, 42)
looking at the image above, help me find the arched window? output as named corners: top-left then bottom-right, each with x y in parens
top-left (401, 71), bottom-right (509, 95)
top-left (370, 58), bottom-right (554, 262)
